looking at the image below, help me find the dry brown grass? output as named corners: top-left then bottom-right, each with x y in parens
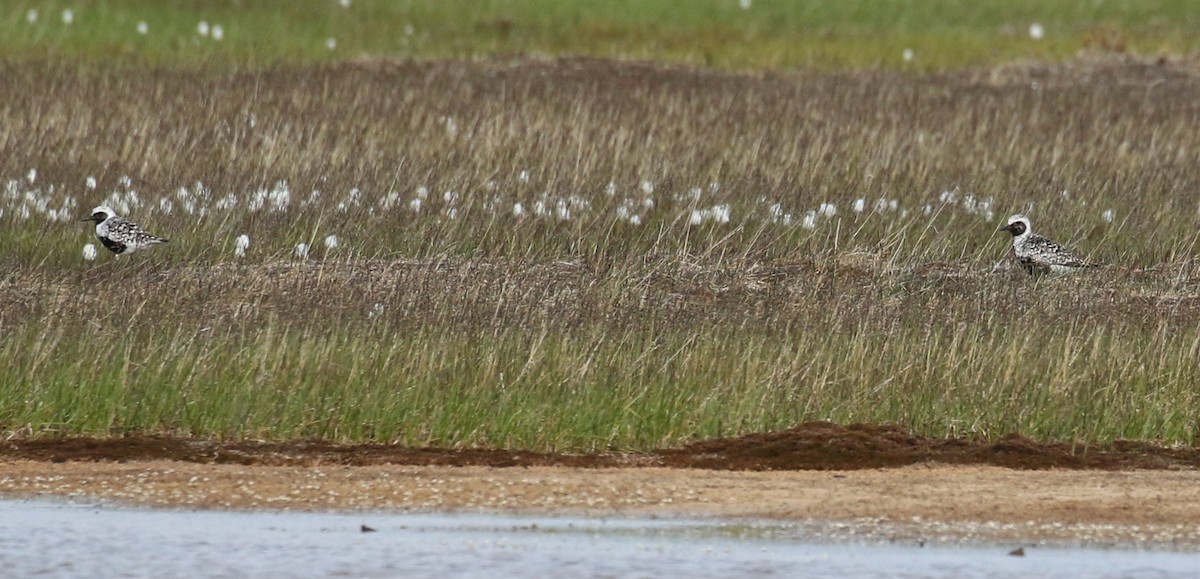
top-left (2, 257), bottom-right (1199, 335)
top-left (4, 57), bottom-right (1200, 265)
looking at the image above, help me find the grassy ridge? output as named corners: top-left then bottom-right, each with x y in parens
top-left (3, 0), bottom-right (1199, 70)
top-left (3, 260), bottom-right (1199, 447)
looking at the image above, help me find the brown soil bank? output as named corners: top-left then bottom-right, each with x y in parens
top-left (3, 422), bottom-right (1197, 471)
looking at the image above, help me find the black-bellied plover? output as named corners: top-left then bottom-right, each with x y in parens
top-left (82, 205), bottom-right (169, 256)
top-left (999, 214), bottom-right (1098, 275)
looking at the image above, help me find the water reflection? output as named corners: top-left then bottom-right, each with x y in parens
top-left (2, 499), bottom-right (1197, 578)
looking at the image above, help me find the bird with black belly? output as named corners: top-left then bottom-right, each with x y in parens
top-left (82, 205), bottom-right (169, 256)
top-left (998, 214), bottom-right (1099, 276)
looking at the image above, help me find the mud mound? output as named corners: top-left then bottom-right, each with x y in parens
top-left (658, 422), bottom-right (1200, 471)
top-left (2, 423), bottom-right (1197, 471)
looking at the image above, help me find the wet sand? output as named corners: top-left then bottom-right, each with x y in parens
top-left (4, 460), bottom-right (1199, 547)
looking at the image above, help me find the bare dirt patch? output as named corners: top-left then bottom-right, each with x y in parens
top-left (4, 422), bottom-right (1197, 471)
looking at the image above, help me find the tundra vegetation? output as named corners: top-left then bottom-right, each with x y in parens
top-left (1, 1), bottom-right (1199, 449)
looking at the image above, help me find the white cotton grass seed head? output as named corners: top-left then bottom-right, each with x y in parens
top-left (513, 202), bottom-right (525, 217)
top-left (800, 210), bottom-right (818, 230)
top-left (1102, 209), bottom-right (1115, 223)
top-left (137, 21), bottom-right (148, 35)
top-left (26, 169), bottom-right (36, 184)
top-left (26, 9), bottom-right (37, 24)
top-left (211, 24), bottom-right (224, 41)
top-left (378, 191), bottom-right (401, 211)
top-left (1029, 23), bottom-right (1045, 40)
top-left (234, 234), bottom-right (250, 257)
top-left (82, 243), bottom-right (97, 261)
top-left (739, 0), bottom-right (752, 9)
top-left (768, 203), bottom-right (786, 223)
top-left (216, 193), bottom-right (238, 211)
top-left (711, 204), bottom-right (731, 224)
top-left (294, 243), bottom-right (309, 259)
top-left (326, 37), bottom-right (337, 50)
top-left (324, 234), bottom-right (339, 250)
top-left (85, 176), bottom-right (97, 189)
top-left (368, 302), bottom-right (384, 319)
top-left (852, 198), bottom-right (866, 213)
top-left (62, 9), bottom-right (74, 24)
top-left (198, 21), bottom-right (209, 37)
top-left (902, 48), bottom-right (914, 62)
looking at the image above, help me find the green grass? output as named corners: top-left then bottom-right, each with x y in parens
top-left (2, 0), bottom-right (1199, 70)
top-left (3, 263), bottom-right (1199, 448)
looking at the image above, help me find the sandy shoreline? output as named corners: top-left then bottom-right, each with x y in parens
top-left (3, 460), bottom-right (1199, 548)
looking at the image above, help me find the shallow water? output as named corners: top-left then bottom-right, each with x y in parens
top-left (2, 499), bottom-right (1197, 578)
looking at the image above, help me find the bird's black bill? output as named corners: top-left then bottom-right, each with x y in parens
top-left (998, 223), bottom-right (1025, 236)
